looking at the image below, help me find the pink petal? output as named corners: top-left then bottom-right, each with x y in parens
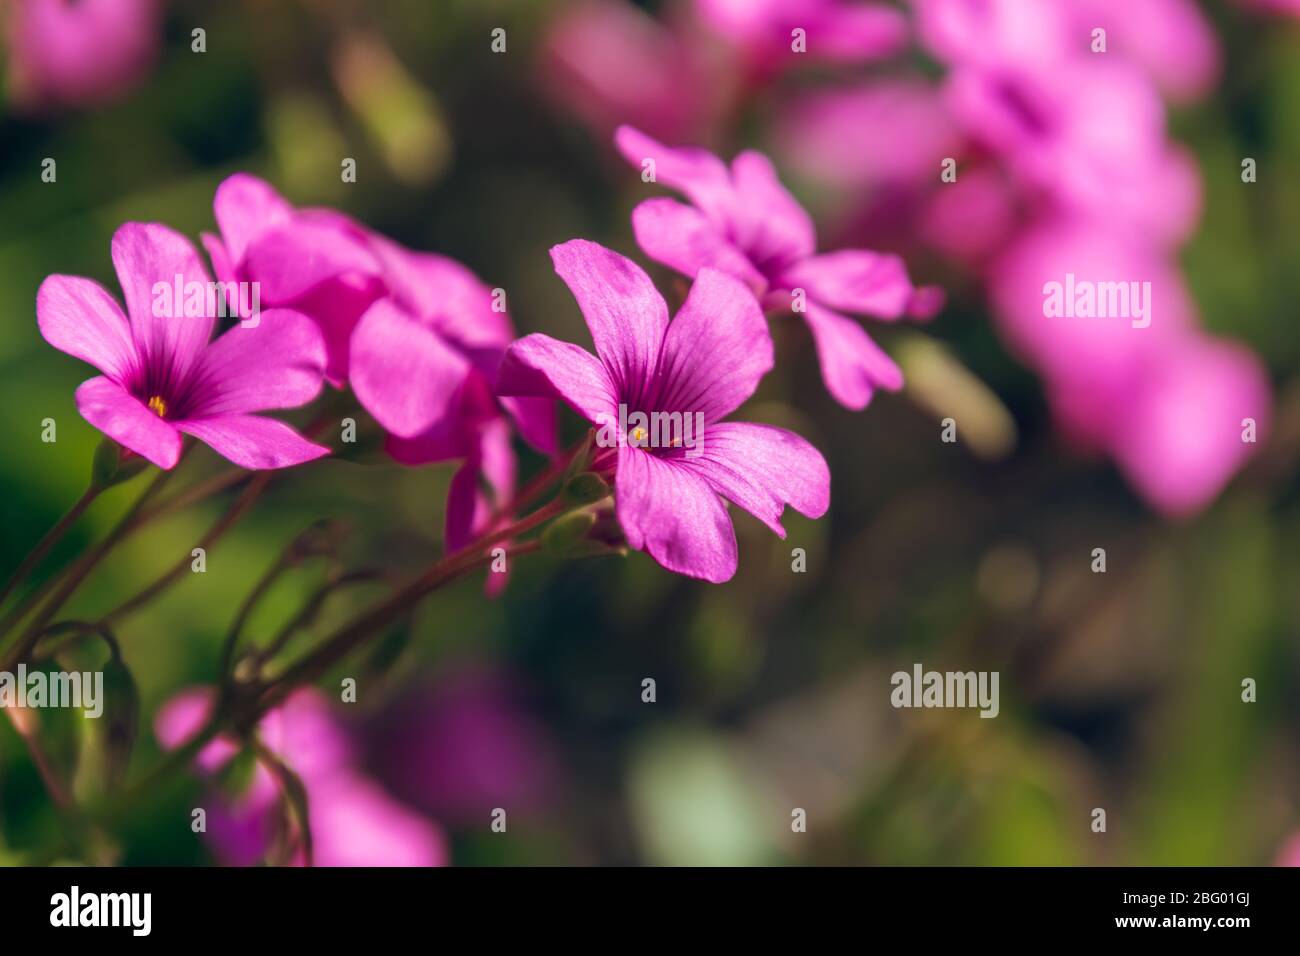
top-left (367, 237), bottom-right (513, 350)
top-left (75, 376), bottom-right (183, 469)
top-left (496, 333), bottom-right (618, 427)
top-left (200, 232), bottom-right (237, 287)
top-left (685, 422), bottom-right (829, 535)
top-left (349, 299), bottom-right (471, 438)
top-left (303, 774), bottom-right (448, 868)
top-left (242, 218), bottom-right (383, 305)
top-left (615, 445), bottom-right (738, 583)
top-left (292, 277), bottom-right (385, 388)
top-left (654, 267), bottom-right (773, 423)
top-left (36, 275), bottom-right (137, 381)
top-left (549, 240), bottom-right (668, 398)
top-left (800, 301), bottom-right (904, 410)
top-left (729, 150), bottom-right (816, 269)
top-left (190, 308), bottom-right (327, 417)
top-left (154, 687), bottom-right (241, 774)
top-left (1110, 335), bottom-right (1270, 517)
top-left (110, 222), bottom-right (215, 382)
top-left (256, 689), bottom-right (353, 784)
top-left (6, 0), bottom-right (159, 111)
top-left (174, 414), bottom-right (330, 470)
top-left (809, 4), bottom-right (910, 63)
top-left (777, 250), bottom-right (916, 319)
top-left (614, 125), bottom-right (738, 229)
top-left (445, 460), bottom-right (483, 555)
top-left (500, 396), bottom-right (558, 456)
top-left (212, 173), bottom-right (294, 266)
top-left (630, 198), bottom-right (766, 291)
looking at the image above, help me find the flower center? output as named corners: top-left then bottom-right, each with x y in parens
top-left (629, 425), bottom-right (648, 445)
top-left (147, 395), bottom-right (168, 418)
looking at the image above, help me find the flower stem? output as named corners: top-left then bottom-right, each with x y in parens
top-left (0, 483), bottom-right (101, 611)
top-left (0, 468), bottom-right (172, 670)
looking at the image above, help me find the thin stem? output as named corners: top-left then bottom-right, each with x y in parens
top-left (3, 709), bottom-right (75, 810)
top-left (0, 483), bottom-right (101, 610)
top-left (249, 738), bottom-right (314, 868)
top-left (98, 472), bottom-right (272, 626)
top-left (255, 530), bottom-right (550, 714)
top-left (0, 468), bottom-right (172, 669)
top-left (243, 570), bottom-right (387, 677)
top-left (494, 432), bottom-right (591, 522)
top-left (132, 468), bottom-right (250, 529)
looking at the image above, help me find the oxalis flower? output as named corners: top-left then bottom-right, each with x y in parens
top-left (204, 174), bottom-right (555, 555)
top-left (37, 222), bottom-right (330, 470)
top-left (615, 125), bottom-right (942, 411)
top-left (497, 240), bottom-right (830, 583)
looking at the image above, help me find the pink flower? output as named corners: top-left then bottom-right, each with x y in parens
top-left (37, 222), bottom-right (330, 471)
top-left (913, 0), bottom-right (1206, 246)
top-left (204, 174), bottom-right (387, 388)
top-left (776, 80), bottom-right (963, 192)
top-left (1062, 0), bottom-right (1220, 103)
top-left (4, 0), bottom-right (161, 111)
top-left (990, 220), bottom-right (1270, 516)
top-left (615, 126), bottom-right (940, 410)
top-left (695, 0), bottom-right (908, 77)
top-left (356, 234), bottom-right (556, 557)
top-left (538, 0), bottom-right (724, 143)
top-left (156, 687), bottom-right (447, 867)
top-left (497, 240), bottom-right (830, 583)
top-left (205, 174), bottom-right (556, 550)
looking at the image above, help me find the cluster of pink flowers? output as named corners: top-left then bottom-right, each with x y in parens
top-left (544, 0), bottom-right (1279, 518)
top-left (39, 162), bottom-right (858, 582)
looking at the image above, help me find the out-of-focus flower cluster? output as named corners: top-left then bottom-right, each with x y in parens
top-left (542, 0), bottom-right (1276, 517)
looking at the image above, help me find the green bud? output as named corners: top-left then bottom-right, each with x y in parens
top-left (90, 438), bottom-right (148, 490)
top-left (563, 472), bottom-right (610, 506)
top-left (542, 510), bottom-right (597, 555)
top-left (100, 655), bottom-right (140, 789)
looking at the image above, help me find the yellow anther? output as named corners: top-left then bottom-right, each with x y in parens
top-left (147, 395), bottom-right (168, 418)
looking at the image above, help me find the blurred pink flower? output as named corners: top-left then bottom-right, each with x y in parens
top-left (156, 687), bottom-right (447, 867)
top-left (913, 0), bottom-right (1219, 103)
top-left (539, 0), bottom-right (725, 143)
top-left (695, 0), bottom-right (908, 78)
top-left (4, 0), bottom-right (161, 111)
top-left (991, 220), bottom-right (1269, 516)
top-left (37, 222), bottom-right (330, 470)
top-left (1063, 0), bottom-right (1220, 103)
top-left (364, 665), bottom-right (560, 824)
top-left (776, 81), bottom-right (962, 192)
top-left (497, 240), bottom-right (829, 583)
top-left (615, 125), bottom-right (941, 410)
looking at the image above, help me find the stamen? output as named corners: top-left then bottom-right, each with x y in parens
top-left (629, 426), bottom-right (648, 445)
top-left (147, 395), bottom-right (168, 418)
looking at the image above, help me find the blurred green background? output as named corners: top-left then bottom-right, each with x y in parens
top-left (0, 0), bottom-right (1298, 866)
